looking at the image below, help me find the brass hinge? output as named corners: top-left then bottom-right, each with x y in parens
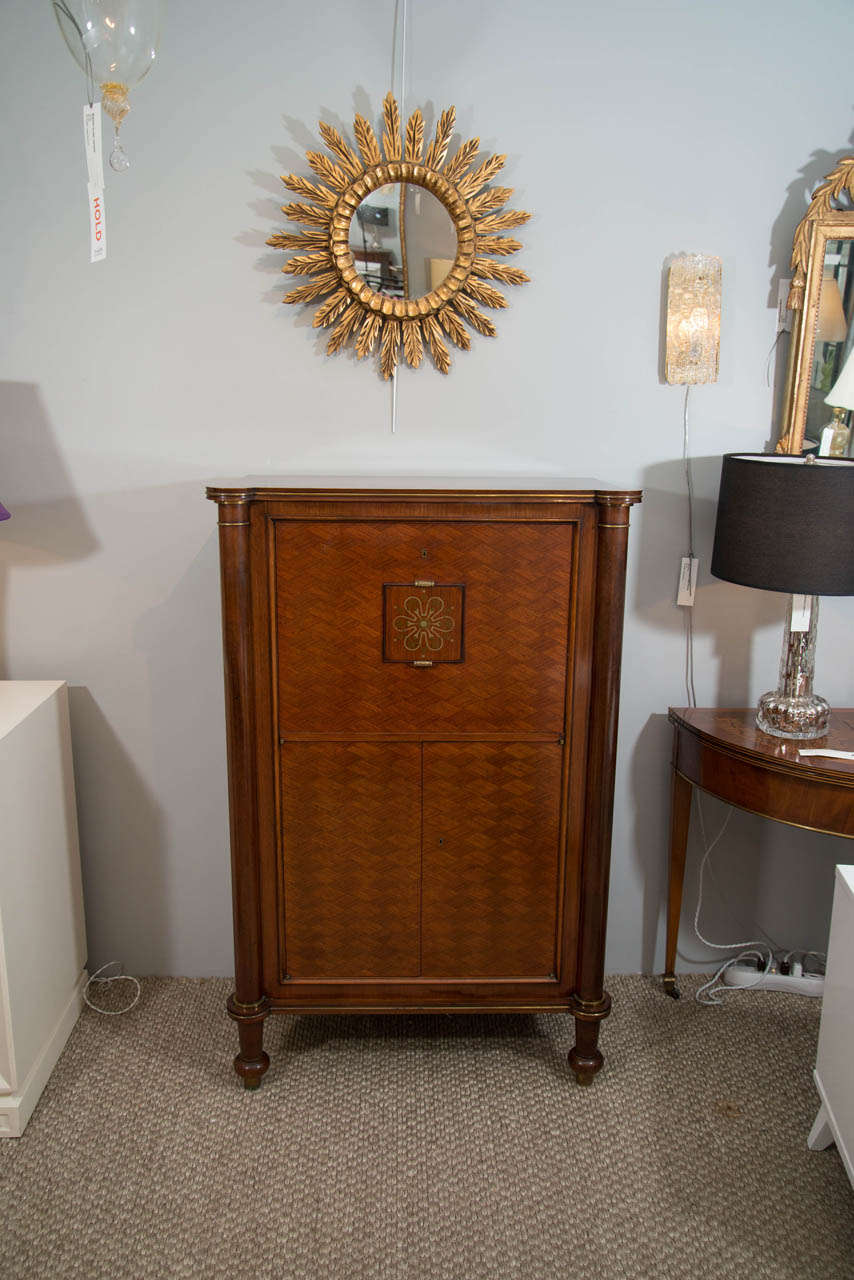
top-left (558, 733), bottom-right (566, 746)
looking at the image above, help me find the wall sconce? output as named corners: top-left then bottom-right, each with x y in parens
top-left (664, 254), bottom-right (722, 385)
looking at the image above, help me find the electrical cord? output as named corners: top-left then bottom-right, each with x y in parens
top-left (682, 385), bottom-right (697, 708)
top-left (680, 389), bottom-right (792, 1002)
top-left (389, 0), bottom-right (408, 436)
top-left (765, 329), bottom-right (785, 388)
top-left (53, 1), bottom-right (95, 106)
top-left (83, 960), bottom-right (141, 1015)
top-left (691, 804), bottom-right (775, 1005)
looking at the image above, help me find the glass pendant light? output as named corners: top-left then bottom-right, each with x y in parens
top-left (53, 1), bottom-right (164, 172)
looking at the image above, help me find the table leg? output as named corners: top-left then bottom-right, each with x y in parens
top-left (663, 769), bottom-right (692, 998)
top-left (807, 1103), bottom-right (834, 1151)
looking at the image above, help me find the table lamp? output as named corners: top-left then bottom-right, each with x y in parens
top-left (0, 500), bottom-right (10, 521)
top-left (711, 453), bottom-right (854, 739)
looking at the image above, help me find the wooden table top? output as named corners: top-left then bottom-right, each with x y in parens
top-left (668, 707), bottom-right (854, 786)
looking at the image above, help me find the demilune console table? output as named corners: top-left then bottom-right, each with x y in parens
top-left (663, 707), bottom-right (854, 997)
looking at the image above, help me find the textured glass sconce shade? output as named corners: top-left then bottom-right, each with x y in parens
top-left (711, 453), bottom-right (854, 738)
top-left (0, 501), bottom-right (9, 521)
top-left (664, 254), bottom-right (722, 385)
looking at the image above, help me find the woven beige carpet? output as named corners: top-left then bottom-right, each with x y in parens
top-left (1, 975), bottom-right (852, 1279)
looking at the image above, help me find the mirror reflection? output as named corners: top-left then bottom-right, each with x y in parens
top-left (349, 184), bottom-right (458, 299)
top-left (807, 240), bottom-right (854, 456)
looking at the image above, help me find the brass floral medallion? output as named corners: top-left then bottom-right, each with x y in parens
top-left (393, 595), bottom-right (455, 652)
top-left (382, 584), bottom-right (465, 664)
top-left (267, 93), bottom-right (531, 377)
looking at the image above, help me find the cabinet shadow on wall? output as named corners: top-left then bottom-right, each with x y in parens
top-left (67, 686), bottom-right (168, 980)
top-left (0, 381), bottom-right (98, 675)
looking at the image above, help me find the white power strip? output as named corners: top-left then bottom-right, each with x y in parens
top-left (721, 963), bottom-right (824, 997)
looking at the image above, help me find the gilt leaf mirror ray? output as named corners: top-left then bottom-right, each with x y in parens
top-left (777, 156), bottom-right (854, 455)
top-left (266, 93), bottom-right (531, 378)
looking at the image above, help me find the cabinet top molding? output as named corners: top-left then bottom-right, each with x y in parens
top-left (206, 479), bottom-right (642, 507)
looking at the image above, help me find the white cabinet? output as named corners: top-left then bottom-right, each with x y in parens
top-left (0, 682), bottom-right (87, 1137)
top-left (808, 864), bottom-right (854, 1187)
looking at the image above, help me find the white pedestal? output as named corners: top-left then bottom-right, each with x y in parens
top-left (0, 682), bottom-right (87, 1137)
top-left (807, 864), bottom-right (854, 1189)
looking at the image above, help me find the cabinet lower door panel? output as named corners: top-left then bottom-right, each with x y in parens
top-left (280, 743), bottom-right (421, 979)
top-left (421, 742), bottom-right (563, 978)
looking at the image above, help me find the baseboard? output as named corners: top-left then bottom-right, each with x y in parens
top-left (0, 969), bottom-right (87, 1138)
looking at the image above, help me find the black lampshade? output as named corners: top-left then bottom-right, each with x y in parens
top-left (711, 453), bottom-right (854, 596)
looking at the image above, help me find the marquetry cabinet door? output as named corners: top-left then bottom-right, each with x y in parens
top-left (279, 742), bottom-right (422, 980)
top-left (276, 740), bottom-right (564, 984)
top-left (421, 742), bottom-right (563, 978)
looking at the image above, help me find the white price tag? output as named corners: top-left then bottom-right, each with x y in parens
top-left (798, 749), bottom-right (854, 761)
top-left (790, 593), bottom-right (811, 632)
top-left (88, 183), bottom-right (106, 263)
top-left (83, 103), bottom-right (104, 190)
top-left (676, 556), bottom-right (698, 607)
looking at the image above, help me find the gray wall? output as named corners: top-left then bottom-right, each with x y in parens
top-left (1, 0), bottom-right (852, 976)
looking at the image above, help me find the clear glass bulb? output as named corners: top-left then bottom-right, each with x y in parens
top-left (53, 1), bottom-right (164, 172)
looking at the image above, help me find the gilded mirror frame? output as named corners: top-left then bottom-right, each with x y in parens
top-left (777, 157), bottom-right (854, 454)
top-left (267, 93), bottom-right (531, 378)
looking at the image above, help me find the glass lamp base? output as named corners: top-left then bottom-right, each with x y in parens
top-left (756, 690), bottom-right (830, 740)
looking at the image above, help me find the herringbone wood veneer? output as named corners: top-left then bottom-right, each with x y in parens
top-left (281, 742), bottom-right (421, 978)
top-left (275, 520), bottom-right (574, 734)
top-left (422, 743), bottom-right (563, 977)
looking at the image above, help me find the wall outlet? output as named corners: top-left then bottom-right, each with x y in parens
top-left (777, 279), bottom-right (793, 333)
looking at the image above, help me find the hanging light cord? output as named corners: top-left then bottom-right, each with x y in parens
top-left (682, 384), bottom-right (697, 708)
top-left (53, 1), bottom-right (95, 106)
top-left (389, 0), bottom-right (408, 435)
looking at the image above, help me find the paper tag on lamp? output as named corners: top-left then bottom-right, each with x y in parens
top-left (83, 104), bottom-right (106, 264)
top-left (87, 183), bottom-right (106, 263)
top-left (665, 254), bottom-right (722, 384)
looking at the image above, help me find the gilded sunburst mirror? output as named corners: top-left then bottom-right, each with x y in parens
top-left (267, 93), bottom-right (531, 377)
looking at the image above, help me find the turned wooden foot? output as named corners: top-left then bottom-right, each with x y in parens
top-left (568, 992), bottom-right (611, 1085)
top-left (227, 994), bottom-right (270, 1090)
top-left (569, 1046), bottom-right (603, 1085)
top-left (569, 1018), bottom-right (604, 1085)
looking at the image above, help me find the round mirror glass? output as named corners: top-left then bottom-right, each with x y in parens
top-left (349, 184), bottom-right (458, 299)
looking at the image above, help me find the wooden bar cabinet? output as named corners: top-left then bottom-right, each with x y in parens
top-left (207, 480), bottom-right (640, 1088)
